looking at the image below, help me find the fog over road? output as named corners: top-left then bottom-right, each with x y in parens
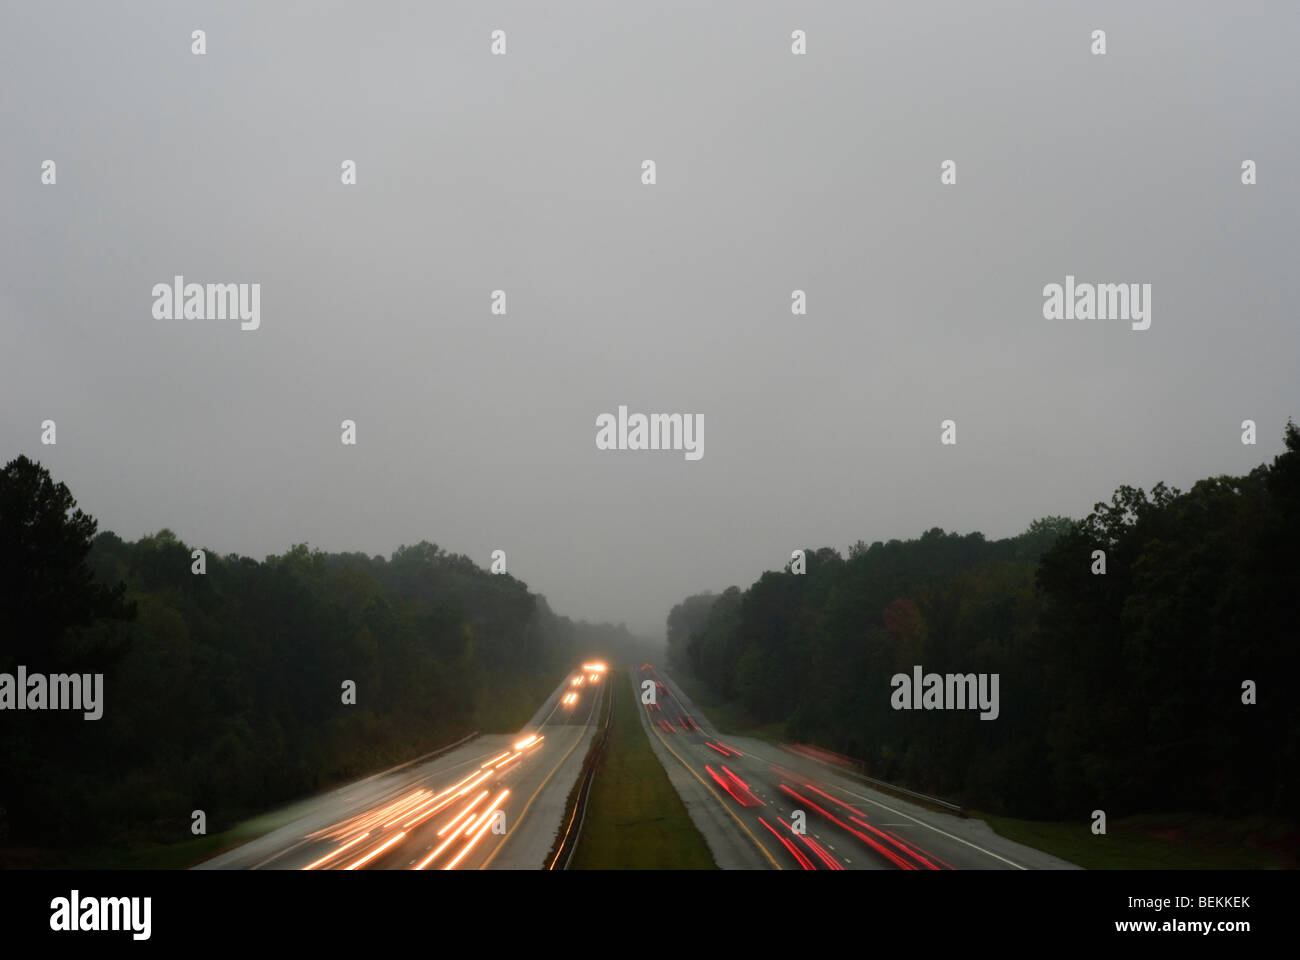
top-left (639, 665), bottom-right (1080, 870)
top-left (197, 666), bottom-right (605, 870)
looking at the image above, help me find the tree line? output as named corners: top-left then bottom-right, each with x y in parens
top-left (0, 455), bottom-right (631, 855)
top-left (668, 423), bottom-right (1300, 821)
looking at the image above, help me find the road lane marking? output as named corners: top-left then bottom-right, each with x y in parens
top-left (659, 669), bottom-right (1029, 873)
top-left (643, 707), bottom-right (782, 870)
top-left (642, 669), bottom-right (781, 868)
top-left (479, 682), bottom-right (603, 869)
top-left (827, 786), bottom-right (1025, 869)
top-left (249, 836), bottom-right (313, 870)
top-left (743, 744), bottom-right (1026, 869)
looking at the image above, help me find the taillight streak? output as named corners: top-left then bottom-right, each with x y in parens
top-left (758, 816), bottom-right (814, 870)
top-left (793, 781), bottom-right (942, 870)
top-left (344, 830), bottom-right (408, 870)
top-left (778, 784), bottom-right (913, 870)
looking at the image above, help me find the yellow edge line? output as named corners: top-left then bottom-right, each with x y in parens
top-left (480, 683), bottom-right (602, 869)
top-left (642, 683), bottom-right (782, 870)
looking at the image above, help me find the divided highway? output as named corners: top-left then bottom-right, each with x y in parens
top-left (197, 664), bottom-right (606, 870)
top-left (197, 660), bottom-right (1076, 871)
top-left (637, 664), bottom-right (1080, 871)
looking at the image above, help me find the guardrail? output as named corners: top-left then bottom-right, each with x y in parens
top-left (779, 744), bottom-right (965, 815)
top-left (851, 771), bottom-right (964, 814)
top-left (548, 682), bottom-right (613, 869)
top-left (348, 730), bottom-right (480, 788)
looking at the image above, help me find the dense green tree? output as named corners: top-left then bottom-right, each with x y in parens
top-left (0, 455), bottom-right (134, 659)
top-left (0, 458), bottom-right (632, 856)
top-left (674, 428), bottom-right (1300, 820)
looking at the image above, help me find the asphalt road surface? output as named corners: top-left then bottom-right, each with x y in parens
top-left (637, 664), bottom-right (1081, 871)
top-left (197, 664), bottom-right (605, 870)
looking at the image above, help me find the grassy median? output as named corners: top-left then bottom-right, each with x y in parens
top-left (976, 811), bottom-right (1296, 869)
top-left (568, 669), bottom-right (716, 869)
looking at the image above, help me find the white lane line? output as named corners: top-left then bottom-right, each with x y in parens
top-left (250, 836), bottom-right (313, 869)
top-left (479, 681), bottom-right (602, 869)
top-left (833, 785), bottom-right (1025, 869)
top-left (831, 784), bottom-right (1025, 868)
top-left (743, 745), bottom-right (1027, 870)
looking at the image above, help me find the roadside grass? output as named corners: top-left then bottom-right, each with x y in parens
top-left (77, 826), bottom-right (266, 870)
top-left (975, 810), bottom-right (1297, 869)
top-left (6, 818), bottom-right (273, 870)
top-left (568, 669), bottom-right (716, 869)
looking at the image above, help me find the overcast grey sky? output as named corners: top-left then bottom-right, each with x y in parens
top-left (3, 1), bottom-right (1297, 638)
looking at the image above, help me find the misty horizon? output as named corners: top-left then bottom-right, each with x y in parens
top-left (5, 0), bottom-right (1298, 639)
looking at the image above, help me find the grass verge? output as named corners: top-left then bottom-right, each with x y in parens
top-left (976, 810), bottom-right (1297, 869)
top-left (568, 669), bottom-right (716, 869)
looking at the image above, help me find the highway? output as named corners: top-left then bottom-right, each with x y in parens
top-left (637, 664), bottom-right (1081, 871)
top-left (196, 664), bottom-right (606, 870)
